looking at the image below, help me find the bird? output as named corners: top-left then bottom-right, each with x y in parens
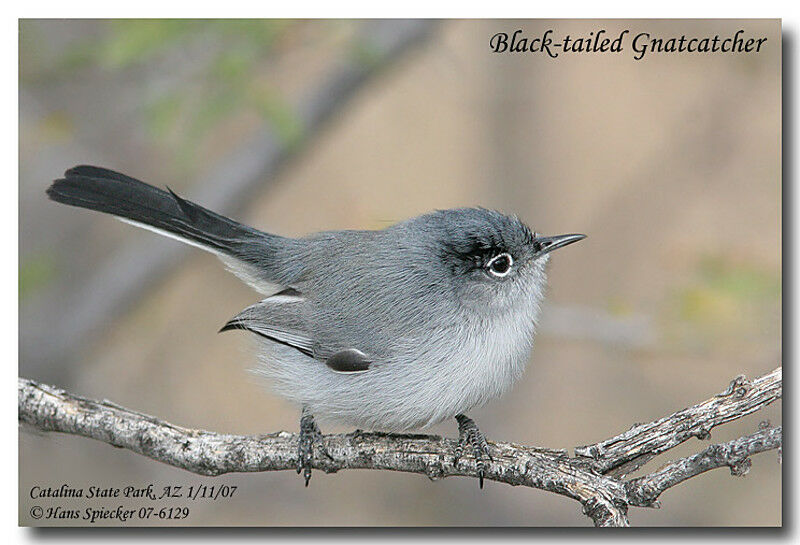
top-left (46, 165), bottom-right (585, 487)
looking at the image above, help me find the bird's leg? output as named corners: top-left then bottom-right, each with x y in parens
top-left (454, 414), bottom-right (493, 489)
top-left (296, 406), bottom-right (331, 486)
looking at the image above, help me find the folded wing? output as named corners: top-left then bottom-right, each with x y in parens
top-left (220, 289), bottom-right (372, 373)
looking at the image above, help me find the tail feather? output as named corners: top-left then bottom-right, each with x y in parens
top-left (46, 165), bottom-right (293, 293)
top-left (66, 165), bottom-right (151, 186)
top-left (47, 166), bottom-right (259, 250)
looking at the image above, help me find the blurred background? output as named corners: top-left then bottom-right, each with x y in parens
top-left (19, 19), bottom-right (781, 526)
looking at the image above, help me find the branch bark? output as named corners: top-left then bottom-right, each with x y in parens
top-left (625, 425), bottom-right (782, 508)
top-left (573, 367), bottom-right (782, 477)
top-left (18, 366), bottom-right (781, 527)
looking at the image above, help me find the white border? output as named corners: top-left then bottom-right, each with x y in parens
top-left (7, 3), bottom-right (793, 542)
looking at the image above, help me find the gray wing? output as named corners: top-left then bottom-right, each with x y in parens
top-left (220, 289), bottom-right (372, 373)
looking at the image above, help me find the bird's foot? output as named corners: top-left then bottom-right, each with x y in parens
top-left (297, 408), bottom-right (331, 487)
top-left (454, 414), bottom-right (493, 489)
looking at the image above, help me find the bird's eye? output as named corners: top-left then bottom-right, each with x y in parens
top-left (486, 252), bottom-right (513, 277)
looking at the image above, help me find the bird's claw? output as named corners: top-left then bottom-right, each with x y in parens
top-left (297, 408), bottom-right (329, 486)
top-left (455, 414), bottom-right (493, 489)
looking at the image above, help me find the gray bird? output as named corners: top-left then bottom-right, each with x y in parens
top-left (46, 166), bottom-right (585, 487)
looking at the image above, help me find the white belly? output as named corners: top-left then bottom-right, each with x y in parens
top-left (397, 309), bottom-right (536, 428)
top-left (255, 304), bottom-right (538, 432)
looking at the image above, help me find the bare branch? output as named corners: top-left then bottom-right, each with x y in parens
top-left (18, 366), bottom-right (781, 526)
top-left (574, 367), bottom-right (782, 477)
top-left (17, 377), bottom-right (629, 526)
top-left (625, 426), bottom-right (782, 507)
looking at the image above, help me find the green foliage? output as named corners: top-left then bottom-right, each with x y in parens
top-left (696, 256), bottom-right (781, 299)
top-left (19, 254), bottom-right (56, 300)
top-left (678, 256), bottom-right (780, 323)
top-left (26, 19), bottom-right (335, 166)
top-left (250, 87), bottom-right (303, 147)
top-left (350, 38), bottom-right (384, 69)
top-left (36, 111), bottom-right (74, 142)
top-left (146, 93), bottom-right (183, 139)
top-left (101, 20), bottom-right (199, 69)
top-left (667, 255), bottom-right (780, 350)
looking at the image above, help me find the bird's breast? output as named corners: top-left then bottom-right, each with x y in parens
top-left (383, 306), bottom-right (538, 428)
top-left (453, 309), bottom-right (536, 400)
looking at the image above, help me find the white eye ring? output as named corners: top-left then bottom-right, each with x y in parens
top-left (486, 252), bottom-right (514, 277)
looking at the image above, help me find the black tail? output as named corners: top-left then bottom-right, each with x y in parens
top-left (46, 165), bottom-right (292, 292)
top-left (46, 165), bottom-right (266, 253)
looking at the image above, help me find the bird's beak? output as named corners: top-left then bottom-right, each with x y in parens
top-left (533, 233), bottom-right (586, 258)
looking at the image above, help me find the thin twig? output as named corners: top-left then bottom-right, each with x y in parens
top-left (625, 426), bottom-right (782, 507)
top-left (574, 367), bottom-right (782, 477)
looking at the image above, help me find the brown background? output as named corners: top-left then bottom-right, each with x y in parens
top-left (19, 19), bottom-right (781, 526)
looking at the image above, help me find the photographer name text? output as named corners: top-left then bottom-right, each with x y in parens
top-left (26, 483), bottom-right (239, 524)
top-left (489, 29), bottom-right (767, 60)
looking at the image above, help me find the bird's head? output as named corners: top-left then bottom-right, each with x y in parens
top-left (411, 208), bottom-right (585, 313)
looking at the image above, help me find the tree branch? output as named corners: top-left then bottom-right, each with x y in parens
top-left (18, 366), bottom-right (781, 527)
top-left (625, 425), bottom-right (782, 508)
top-left (574, 367), bottom-right (782, 477)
